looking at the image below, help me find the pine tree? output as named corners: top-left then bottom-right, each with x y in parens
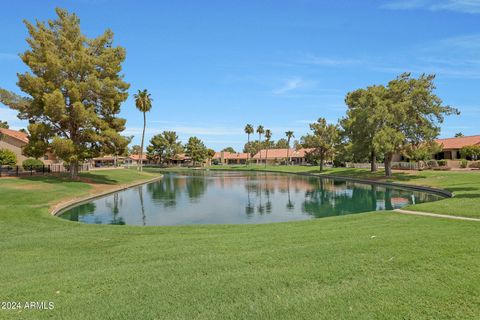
top-left (0, 8), bottom-right (129, 178)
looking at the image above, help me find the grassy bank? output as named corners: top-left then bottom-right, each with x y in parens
top-left (1, 168), bottom-right (479, 319)
top-left (205, 165), bottom-right (480, 218)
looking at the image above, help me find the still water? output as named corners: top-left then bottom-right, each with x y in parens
top-left (59, 171), bottom-right (443, 226)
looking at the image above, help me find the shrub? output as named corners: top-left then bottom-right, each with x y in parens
top-left (0, 148), bottom-right (17, 166)
top-left (437, 159), bottom-right (448, 167)
top-left (427, 160), bottom-right (438, 168)
top-left (22, 158), bottom-right (44, 171)
top-left (460, 159), bottom-right (468, 168)
top-left (469, 161), bottom-right (480, 169)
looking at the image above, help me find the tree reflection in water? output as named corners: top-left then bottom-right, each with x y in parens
top-left (138, 186), bottom-right (146, 226)
top-left (60, 202), bottom-right (96, 221)
top-left (105, 193), bottom-right (125, 225)
top-left (59, 171), bottom-right (441, 226)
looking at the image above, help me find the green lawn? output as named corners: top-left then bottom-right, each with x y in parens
top-left (205, 165), bottom-right (480, 218)
top-left (1, 168), bottom-right (479, 319)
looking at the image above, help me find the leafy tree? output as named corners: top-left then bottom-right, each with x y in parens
top-left (285, 130), bottom-right (294, 164)
top-left (256, 125), bottom-right (264, 163)
top-left (460, 145), bottom-right (480, 160)
top-left (380, 73), bottom-right (458, 176)
top-left (343, 73), bottom-right (458, 177)
top-left (185, 136), bottom-right (207, 166)
top-left (0, 8), bottom-right (129, 178)
top-left (402, 141), bottom-right (442, 164)
top-left (264, 129), bottom-right (272, 168)
top-left (0, 149), bottom-right (17, 166)
top-left (275, 138), bottom-right (289, 149)
top-left (341, 85), bottom-right (387, 172)
top-left (244, 124), bottom-right (254, 164)
top-left (102, 131), bottom-right (131, 166)
top-left (222, 147), bottom-right (236, 153)
top-left (0, 120), bottom-right (8, 129)
top-left (130, 145), bottom-right (142, 155)
top-left (146, 131), bottom-right (183, 164)
top-left (22, 123), bottom-right (50, 159)
top-left (301, 118), bottom-right (339, 172)
top-left (134, 89), bottom-right (153, 171)
top-left (454, 132), bottom-right (464, 137)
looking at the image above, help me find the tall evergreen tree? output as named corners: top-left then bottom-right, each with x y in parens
top-left (146, 131), bottom-right (183, 164)
top-left (185, 136), bottom-right (207, 166)
top-left (0, 8), bottom-right (129, 178)
top-left (264, 129), bottom-right (272, 168)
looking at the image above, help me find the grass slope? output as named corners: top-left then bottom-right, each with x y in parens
top-left (205, 165), bottom-right (480, 218)
top-left (0, 168), bottom-right (479, 319)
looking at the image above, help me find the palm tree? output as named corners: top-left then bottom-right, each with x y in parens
top-left (244, 124), bottom-right (254, 165)
top-left (134, 89), bottom-right (153, 171)
top-left (256, 125), bottom-right (264, 165)
top-left (285, 130), bottom-right (294, 165)
top-left (264, 129), bottom-right (272, 168)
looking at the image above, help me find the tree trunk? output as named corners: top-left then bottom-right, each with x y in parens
top-left (370, 151), bottom-right (377, 172)
top-left (319, 154), bottom-right (324, 172)
top-left (139, 111), bottom-right (146, 172)
top-left (286, 148), bottom-right (290, 166)
top-left (384, 153), bottom-right (393, 177)
top-left (246, 134), bottom-right (250, 165)
top-left (69, 160), bottom-right (79, 179)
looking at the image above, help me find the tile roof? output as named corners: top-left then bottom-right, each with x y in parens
top-left (0, 128), bottom-right (29, 143)
top-left (435, 135), bottom-right (480, 149)
top-left (213, 151), bottom-right (249, 160)
top-left (252, 148), bottom-right (314, 159)
top-left (129, 154), bottom-right (147, 161)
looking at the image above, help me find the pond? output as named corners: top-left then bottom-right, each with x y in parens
top-left (59, 171), bottom-right (444, 226)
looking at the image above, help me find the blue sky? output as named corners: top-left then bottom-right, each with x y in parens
top-left (1, 0), bottom-right (479, 151)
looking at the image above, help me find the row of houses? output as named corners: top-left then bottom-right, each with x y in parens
top-left (212, 149), bottom-right (314, 165)
top-left (2, 127), bottom-right (480, 167)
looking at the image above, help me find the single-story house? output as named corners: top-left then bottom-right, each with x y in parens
top-left (170, 153), bottom-right (192, 166)
top-left (212, 151), bottom-right (249, 165)
top-left (434, 135), bottom-right (480, 160)
top-left (125, 154), bottom-right (149, 165)
top-left (90, 155), bottom-right (126, 167)
top-left (0, 128), bottom-right (59, 165)
top-left (252, 148), bottom-right (314, 165)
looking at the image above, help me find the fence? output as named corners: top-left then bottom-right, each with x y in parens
top-left (346, 162), bottom-right (426, 170)
top-left (0, 164), bottom-right (90, 177)
top-left (345, 162), bottom-right (385, 169)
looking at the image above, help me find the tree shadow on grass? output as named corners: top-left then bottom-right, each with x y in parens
top-left (18, 172), bottom-right (118, 185)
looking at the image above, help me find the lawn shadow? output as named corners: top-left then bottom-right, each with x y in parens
top-left (18, 172), bottom-right (118, 185)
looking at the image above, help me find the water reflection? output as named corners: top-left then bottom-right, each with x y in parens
top-left (59, 171), bottom-right (444, 226)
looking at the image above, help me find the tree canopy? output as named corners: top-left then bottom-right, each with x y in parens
top-left (301, 118), bottom-right (339, 172)
top-left (0, 8), bottom-right (129, 177)
top-left (0, 120), bottom-right (9, 129)
top-left (342, 73), bottom-right (458, 176)
top-left (146, 131), bottom-right (183, 164)
top-left (185, 136), bottom-right (207, 166)
top-left (222, 147), bottom-right (236, 153)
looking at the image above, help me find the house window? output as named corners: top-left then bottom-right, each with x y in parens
top-left (44, 155), bottom-right (49, 160)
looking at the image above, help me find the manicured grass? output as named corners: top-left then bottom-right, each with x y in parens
top-left (1, 168), bottom-right (479, 319)
top-left (205, 165), bottom-right (480, 218)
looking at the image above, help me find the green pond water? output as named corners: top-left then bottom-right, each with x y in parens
top-left (59, 171), bottom-right (444, 226)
